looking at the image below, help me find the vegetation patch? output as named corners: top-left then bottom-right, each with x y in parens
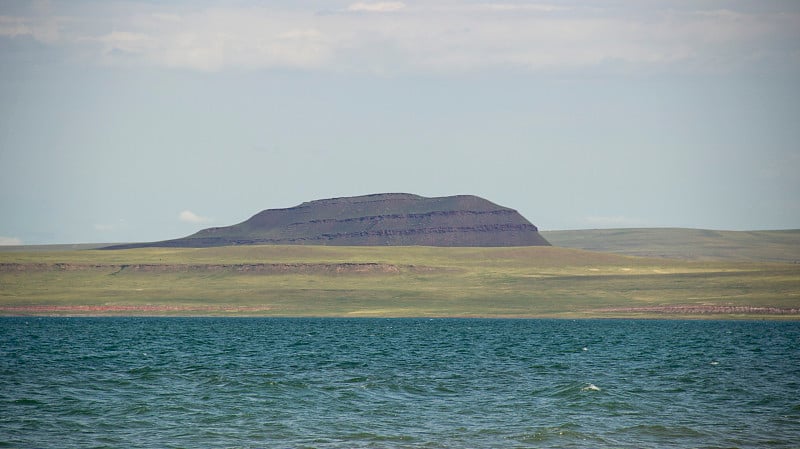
top-left (1, 245), bottom-right (798, 318)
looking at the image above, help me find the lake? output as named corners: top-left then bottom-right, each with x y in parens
top-left (1, 317), bottom-right (799, 448)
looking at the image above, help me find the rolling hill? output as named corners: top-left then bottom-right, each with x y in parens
top-left (541, 228), bottom-right (800, 263)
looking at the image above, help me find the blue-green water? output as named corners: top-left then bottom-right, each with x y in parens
top-left (1, 318), bottom-right (799, 448)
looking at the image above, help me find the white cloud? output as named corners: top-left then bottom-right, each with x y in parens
top-left (91, 9), bottom-right (336, 71)
top-left (0, 236), bottom-right (23, 246)
top-left (0, 14), bottom-right (60, 43)
top-left (0, 16), bottom-right (32, 37)
top-left (476, 3), bottom-right (571, 13)
top-left (151, 13), bottom-right (182, 22)
top-left (348, 2), bottom-right (406, 13)
top-left (86, 30), bottom-right (153, 61)
top-left (179, 210), bottom-right (212, 224)
top-left (3, 2), bottom-right (799, 74)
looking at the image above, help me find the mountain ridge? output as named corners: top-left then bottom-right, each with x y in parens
top-left (105, 193), bottom-right (550, 249)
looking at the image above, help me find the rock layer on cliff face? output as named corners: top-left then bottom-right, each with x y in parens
top-left (106, 193), bottom-right (550, 248)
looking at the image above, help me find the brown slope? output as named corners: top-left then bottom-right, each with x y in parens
top-left (106, 193), bottom-right (550, 249)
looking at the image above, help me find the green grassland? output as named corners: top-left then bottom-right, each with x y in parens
top-left (1, 245), bottom-right (798, 318)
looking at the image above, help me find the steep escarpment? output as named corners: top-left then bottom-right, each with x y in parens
top-left (105, 193), bottom-right (550, 248)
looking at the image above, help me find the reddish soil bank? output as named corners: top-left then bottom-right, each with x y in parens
top-left (594, 305), bottom-right (800, 315)
top-left (0, 305), bottom-right (272, 315)
top-left (0, 262), bottom-right (430, 274)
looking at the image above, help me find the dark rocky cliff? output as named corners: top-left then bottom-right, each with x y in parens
top-left (105, 193), bottom-right (550, 248)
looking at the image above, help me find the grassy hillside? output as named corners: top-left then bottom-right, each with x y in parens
top-left (542, 228), bottom-right (800, 263)
top-left (2, 245), bottom-right (798, 318)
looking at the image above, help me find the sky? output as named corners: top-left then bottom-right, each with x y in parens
top-left (1, 0), bottom-right (799, 245)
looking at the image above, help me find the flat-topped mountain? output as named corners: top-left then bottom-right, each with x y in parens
top-left (106, 193), bottom-right (550, 249)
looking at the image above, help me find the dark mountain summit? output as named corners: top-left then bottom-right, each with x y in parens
top-left (105, 193), bottom-right (550, 249)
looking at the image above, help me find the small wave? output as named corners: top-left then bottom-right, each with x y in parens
top-left (549, 382), bottom-right (602, 398)
top-left (617, 424), bottom-right (705, 438)
top-left (343, 376), bottom-right (368, 384)
top-left (515, 424), bottom-right (608, 445)
top-left (11, 398), bottom-right (44, 406)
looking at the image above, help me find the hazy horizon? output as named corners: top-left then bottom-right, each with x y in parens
top-left (2, 1), bottom-right (799, 245)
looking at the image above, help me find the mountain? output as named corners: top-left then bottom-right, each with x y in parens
top-left (105, 193), bottom-right (550, 249)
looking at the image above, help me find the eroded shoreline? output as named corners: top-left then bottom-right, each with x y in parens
top-left (3, 304), bottom-right (799, 318)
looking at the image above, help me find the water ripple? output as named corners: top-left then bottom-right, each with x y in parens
top-left (1, 317), bottom-right (799, 448)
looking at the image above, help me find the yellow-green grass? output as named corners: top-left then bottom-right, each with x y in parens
top-left (1, 245), bottom-right (798, 318)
